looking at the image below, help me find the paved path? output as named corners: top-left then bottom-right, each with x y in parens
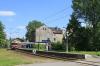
top-left (17, 62), bottom-right (88, 66)
top-left (17, 57), bottom-right (100, 66)
top-left (16, 62), bottom-right (82, 66)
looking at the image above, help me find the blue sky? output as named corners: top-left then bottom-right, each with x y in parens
top-left (0, 0), bottom-right (72, 38)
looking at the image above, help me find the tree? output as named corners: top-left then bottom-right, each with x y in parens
top-left (66, 14), bottom-right (92, 51)
top-left (0, 21), bottom-right (6, 48)
top-left (14, 38), bottom-right (25, 42)
top-left (72, 0), bottom-right (100, 34)
top-left (66, 14), bottom-right (81, 51)
top-left (72, 0), bottom-right (100, 50)
top-left (93, 22), bottom-right (100, 51)
top-left (72, 0), bottom-right (100, 26)
top-left (76, 27), bottom-right (92, 51)
top-left (26, 20), bottom-right (44, 42)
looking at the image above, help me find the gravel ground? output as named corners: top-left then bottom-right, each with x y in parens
top-left (15, 51), bottom-right (100, 66)
top-left (16, 62), bottom-right (88, 66)
top-left (16, 57), bottom-right (100, 66)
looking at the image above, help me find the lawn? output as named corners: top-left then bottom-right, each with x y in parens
top-left (47, 50), bottom-right (100, 56)
top-left (0, 49), bottom-right (58, 66)
top-left (69, 51), bottom-right (100, 56)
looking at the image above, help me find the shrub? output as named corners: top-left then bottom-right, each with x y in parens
top-left (51, 42), bottom-right (65, 51)
top-left (33, 44), bottom-right (46, 51)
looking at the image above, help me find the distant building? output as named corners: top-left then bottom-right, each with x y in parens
top-left (35, 25), bottom-right (64, 43)
top-left (11, 38), bottom-right (22, 43)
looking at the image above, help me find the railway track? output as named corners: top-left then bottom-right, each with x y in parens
top-left (14, 49), bottom-right (100, 66)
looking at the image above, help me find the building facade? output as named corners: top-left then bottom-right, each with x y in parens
top-left (35, 25), bottom-right (64, 43)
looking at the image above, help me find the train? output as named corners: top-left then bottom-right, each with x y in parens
top-left (11, 43), bottom-right (19, 50)
top-left (11, 42), bottom-right (51, 51)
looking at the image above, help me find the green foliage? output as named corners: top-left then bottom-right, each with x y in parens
top-left (69, 51), bottom-right (100, 56)
top-left (92, 22), bottom-right (100, 51)
top-left (15, 38), bottom-right (25, 42)
top-left (26, 20), bottom-right (44, 42)
top-left (75, 27), bottom-right (92, 51)
top-left (71, 0), bottom-right (100, 51)
top-left (51, 42), bottom-right (65, 51)
top-left (72, 0), bottom-right (100, 25)
top-left (0, 21), bottom-right (6, 48)
top-left (0, 49), bottom-right (56, 66)
top-left (33, 44), bottom-right (46, 51)
top-left (66, 14), bottom-right (81, 51)
top-left (65, 14), bottom-right (93, 51)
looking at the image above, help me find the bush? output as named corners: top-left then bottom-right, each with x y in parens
top-left (51, 42), bottom-right (65, 51)
top-left (33, 44), bottom-right (46, 51)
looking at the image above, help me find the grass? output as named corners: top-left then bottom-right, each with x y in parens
top-left (1, 48), bottom-right (99, 66)
top-left (0, 49), bottom-right (59, 66)
top-left (47, 50), bottom-right (100, 56)
top-left (69, 51), bottom-right (100, 56)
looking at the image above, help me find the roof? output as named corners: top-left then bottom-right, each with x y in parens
top-left (49, 27), bottom-right (63, 34)
top-left (36, 25), bottom-right (63, 34)
top-left (12, 40), bottom-right (21, 43)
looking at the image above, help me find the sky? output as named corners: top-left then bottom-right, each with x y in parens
top-left (0, 0), bottom-right (73, 39)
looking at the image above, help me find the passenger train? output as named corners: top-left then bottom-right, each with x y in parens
top-left (11, 42), bottom-right (50, 51)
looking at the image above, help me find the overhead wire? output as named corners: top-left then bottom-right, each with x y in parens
top-left (42, 6), bottom-right (71, 23)
top-left (41, 0), bottom-right (72, 26)
top-left (42, 8), bottom-right (67, 21)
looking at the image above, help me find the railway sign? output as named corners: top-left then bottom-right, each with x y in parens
top-left (32, 49), bottom-right (36, 54)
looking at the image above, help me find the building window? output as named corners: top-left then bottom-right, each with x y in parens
top-left (43, 28), bottom-right (44, 30)
top-left (43, 28), bottom-right (46, 30)
top-left (47, 38), bottom-right (50, 40)
top-left (45, 28), bottom-right (46, 30)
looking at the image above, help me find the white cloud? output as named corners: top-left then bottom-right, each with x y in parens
top-left (17, 25), bottom-right (26, 30)
top-left (0, 11), bottom-right (16, 16)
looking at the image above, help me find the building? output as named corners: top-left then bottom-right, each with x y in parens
top-left (11, 38), bottom-right (22, 44)
top-left (35, 25), bottom-right (64, 43)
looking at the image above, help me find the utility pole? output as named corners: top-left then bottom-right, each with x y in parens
top-left (38, 33), bottom-right (40, 51)
top-left (66, 31), bottom-right (69, 53)
top-left (9, 32), bottom-right (12, 49)
top-left (63, 27), bottom-right (69, 53)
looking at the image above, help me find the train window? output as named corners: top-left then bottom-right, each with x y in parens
top-left (31, 44), bottom-right (33, 48)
